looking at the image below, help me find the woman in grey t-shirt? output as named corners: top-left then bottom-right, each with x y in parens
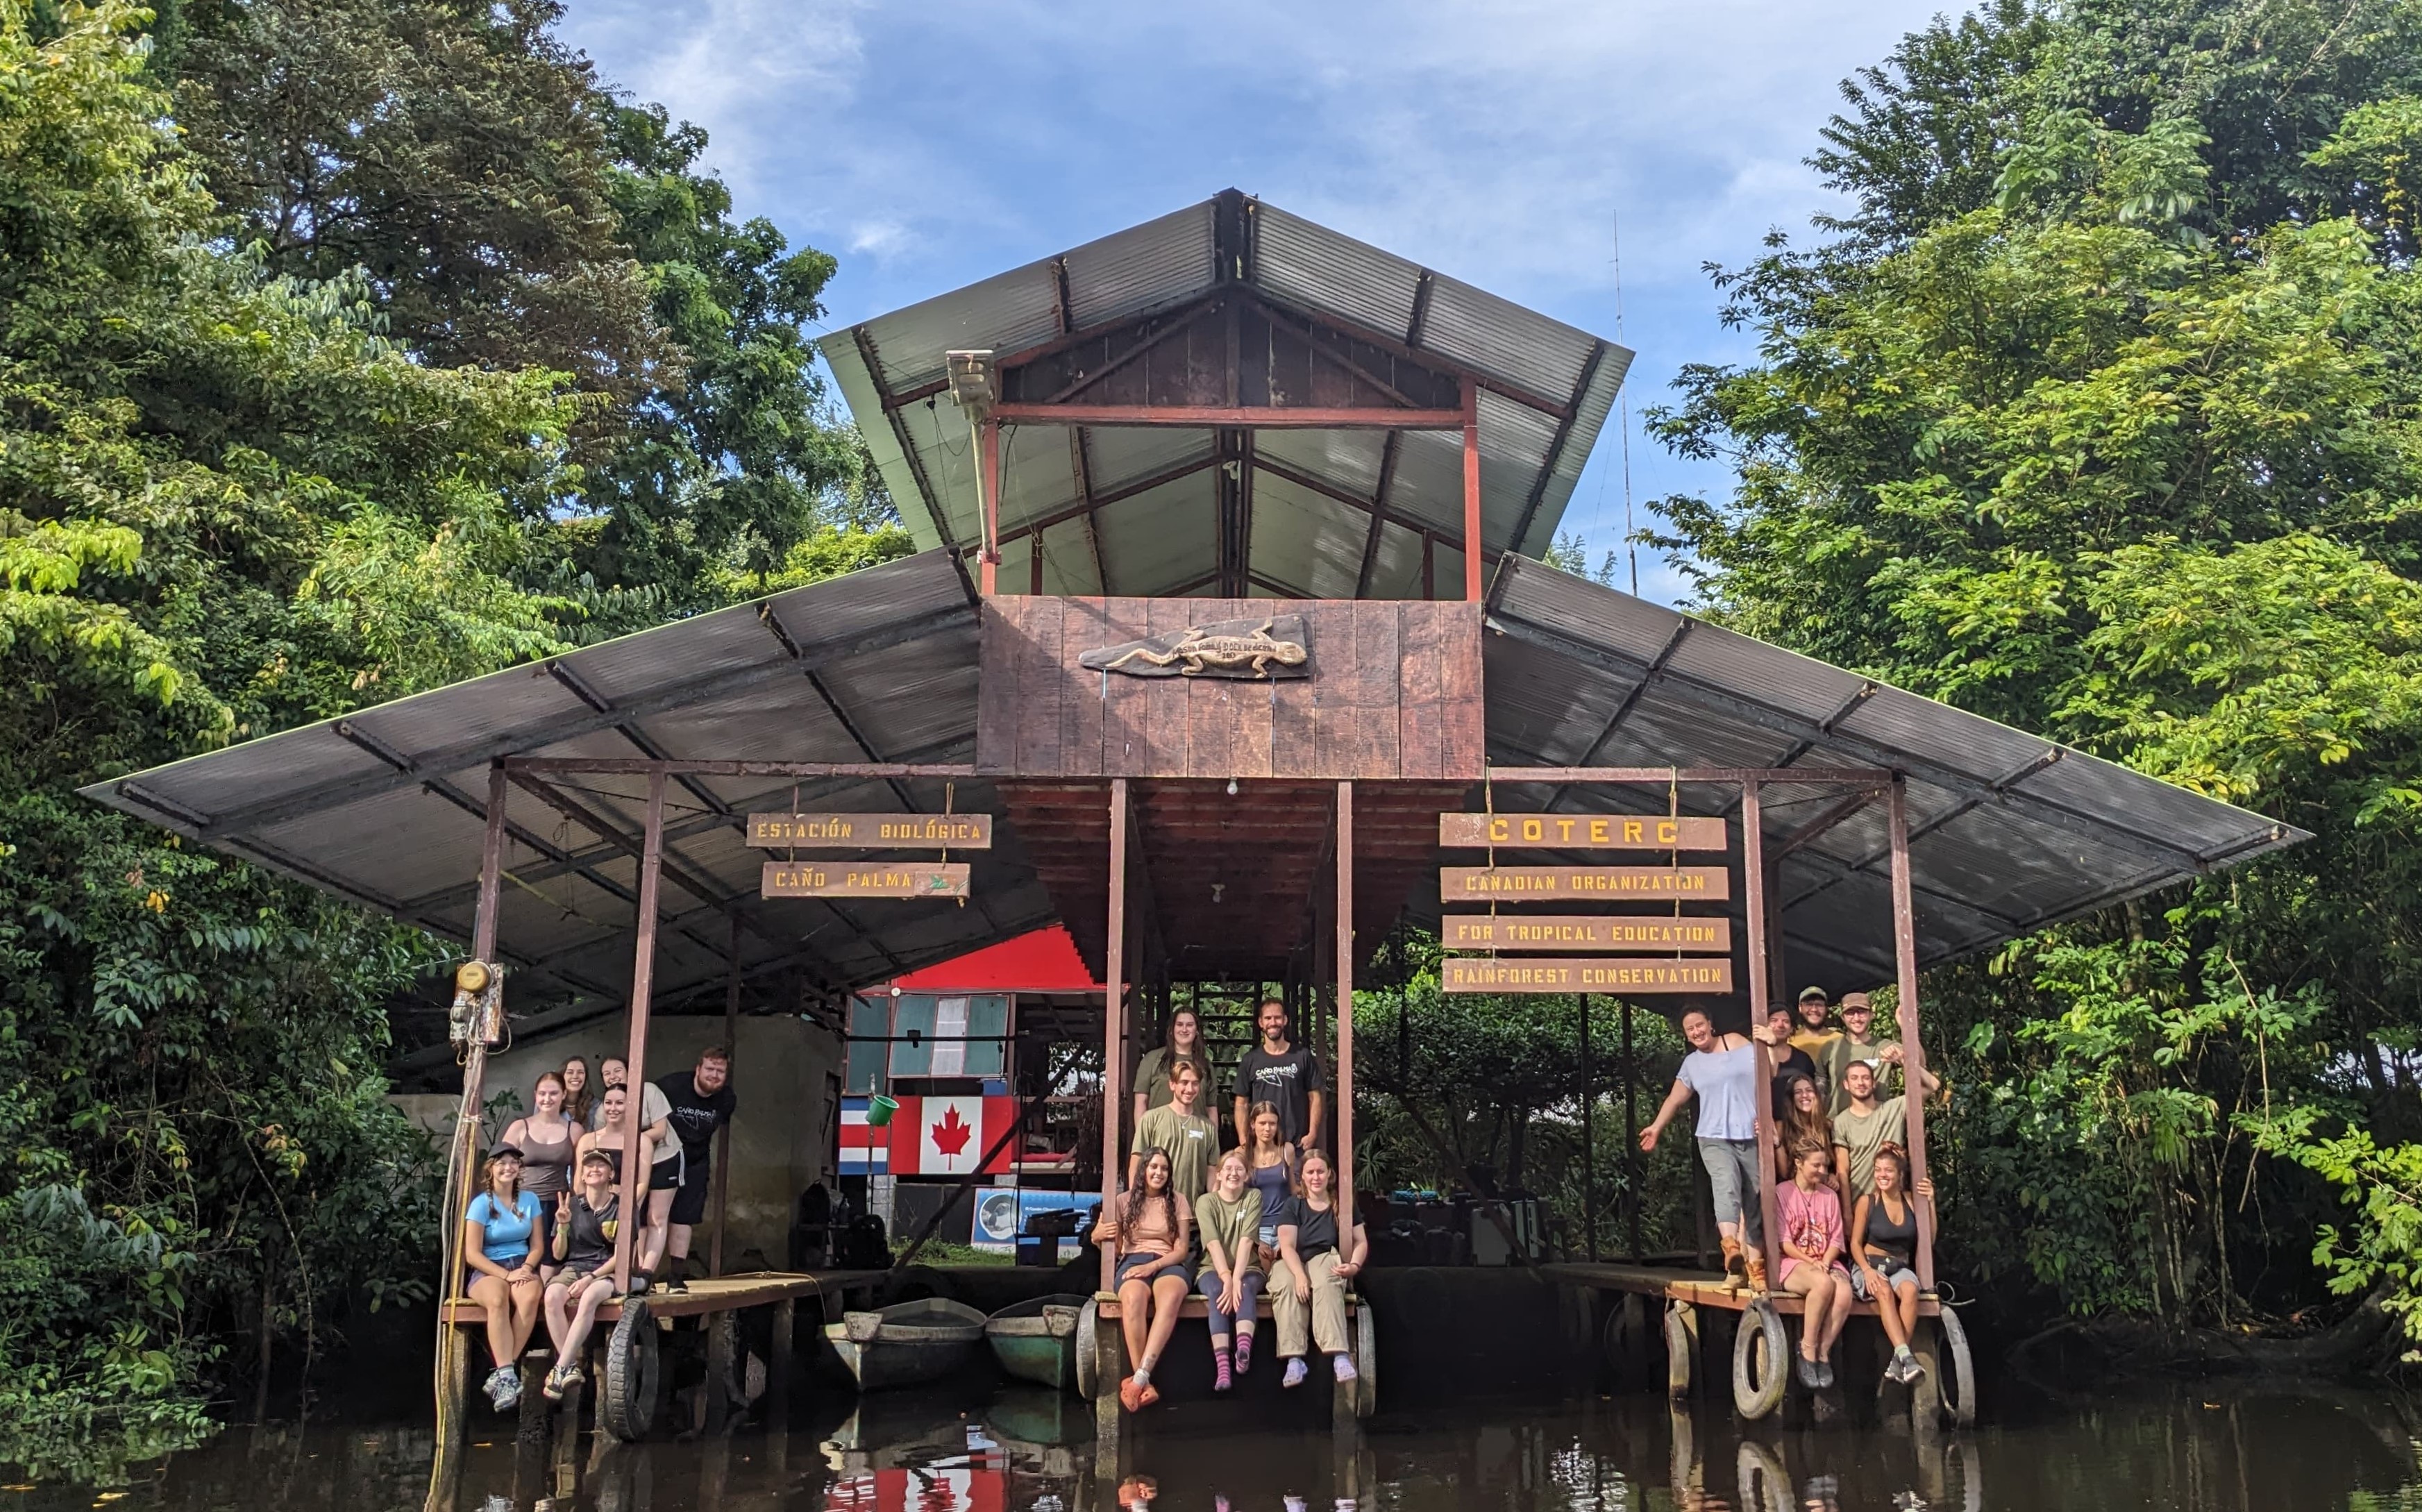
top-left (1640, 1005), bottom-right (1774, 1291)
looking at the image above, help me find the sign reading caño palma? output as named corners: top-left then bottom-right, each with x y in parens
top-left (1438, 813), bottom-right (1727, 850)
top-left (1442, 957), bottom-right (1736, 994)
top-left (761, 862), bottom-right (971, 899)
top-left (1440, 866), bottom-right (1733, 901)
top-left (747, 813), bottom-right (993, 848)
top-left (1441, 915), bottom-right (1732, 952)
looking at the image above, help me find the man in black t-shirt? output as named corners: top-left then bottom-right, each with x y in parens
top-left (653, 1045), bottom-right (737, 1293)
top-left (1231, 998), bottom-right (1327, 1152)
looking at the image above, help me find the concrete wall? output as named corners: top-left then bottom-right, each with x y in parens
top-left (473, 1015), bottom-right (844, 1270)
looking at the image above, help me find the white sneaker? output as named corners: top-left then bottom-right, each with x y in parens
top-left (1282, 1359), bottom-right (1308, 1388)
top-left (1331, 1354), bottom-right (1359, 1383)
top-left (483, 1366), bottom-right (513, 1409)
top-left (492, 1366), bottom-right (522, 1411)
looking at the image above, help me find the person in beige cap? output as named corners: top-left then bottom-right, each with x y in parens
top-left (1831, 992), bottom-right (1891, 1114)
top-left (1790, 986), bottom-right (1850, 1108)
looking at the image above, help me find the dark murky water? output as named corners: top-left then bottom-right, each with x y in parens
top-left (8, 1380), bottom-right (2419, 1512)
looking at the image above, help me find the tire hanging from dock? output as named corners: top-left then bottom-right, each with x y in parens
top-left (598, 1300), bottom-right (660, 1442)
top-left (1731, 1297), bottom-right (1789, 1420)
top-left (1933, 1305), bottom-right (1976, 1427)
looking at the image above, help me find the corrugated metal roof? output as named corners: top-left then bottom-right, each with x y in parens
top-left (82, 546), bottom-right (2302, 1030)
top-left (1475, 555), bottom-right (2307, 986)
top-left (81, 553), bottom-right (1059, 1018)
top-left (822, 190), bottom-right (1630, 597)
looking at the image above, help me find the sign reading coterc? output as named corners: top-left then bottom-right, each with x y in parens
top-left (1440, 866), bottom-right (1733, 901)
top-left (762, 862), bottom-right (970, 899)
top-left (1442, 915), bottom-right (1733, 953)
top-left (1443, 957), bottom-right (1737, 994)
top-left (1439, 813), bottom-right (1727, 850)
top-left (747, 813), bottom-right (993, 848)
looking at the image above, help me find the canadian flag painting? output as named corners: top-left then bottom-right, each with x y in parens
top-left (890, 1095), bottom-right (1018, 1177)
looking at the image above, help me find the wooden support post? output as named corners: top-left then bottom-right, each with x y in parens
top-left (1100, 778), bottom-right (1129, 1293)
top-left (702, 1310), bottom-right (736, 1432)
top-left (979, 417), bottom-right (1002, 596)
top-left (1622, 998), bottom-right (1644, 1261)
top-left (1336, 780), bottom-right (1355, 1240)
top-left (711, 915), bottom-right (739, 1277)
top-left (611, 769), bottom-right (668, 1295)
top-left (1889, 778), bottom-right (1937, 1291)
top-left (1742, 780), bottom-right (1783, 1275)
top-left (429, 761), bottom-right (507, 1508)
top-left (1461, 379), bottom-right (1483, 602)
top-left (1579, 993), bottom-right (1594, 1261)
top-left (768, 1297), bottom-right (796, 1418)
top-left (1765, 855), bottom-right (1789, 1009)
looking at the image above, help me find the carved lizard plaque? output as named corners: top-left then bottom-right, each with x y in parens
top-left (1077, 614), bottom-right (1312, 680)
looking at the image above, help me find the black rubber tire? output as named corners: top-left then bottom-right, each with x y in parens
top-left (1731, 1298), bottom-right (1790, 1421)
top-left (598, 1300), bottom-right (659, 1443)
top-left (1936, 1305), bottom-right (1978, 1427)
top-left (1664, 1302), bottom-right (1695, 1398)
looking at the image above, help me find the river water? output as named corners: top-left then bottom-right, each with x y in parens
top-left (7, 1377), bottom-right (2418, 1512)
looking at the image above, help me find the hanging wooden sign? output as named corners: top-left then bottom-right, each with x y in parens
top-left (1443, 957), bottom-right (1737, 994)
top-left (1442, 915), bottom-right (1733, 953)
top-left (1440, 866), bottom-right (1732, 901)
top-left (1439, 813), bottom-right (1728, 850)
top-left (747, 813), bottom-right (993, 848)
top-left (762, 862), bottom-right (971, 899)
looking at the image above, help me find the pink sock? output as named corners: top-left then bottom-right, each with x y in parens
top-left (1235, 1330), bottom-right (1254, 1372)
top-left (1213, 1345), bottom-right (1233, 1391)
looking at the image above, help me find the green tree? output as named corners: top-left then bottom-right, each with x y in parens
top-left (1651, 0), bottom-right (2422, 1342)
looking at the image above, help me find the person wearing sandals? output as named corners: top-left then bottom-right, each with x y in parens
top-left (460, 1145), bottom-right (544, 1411)
top-left (1272, 1148), bottom-right (1366, 1389)
top-left (1090, 1147), bottom-right (1193, 1411)
top-left (1195, 1148), bottom-right (1265, 1391)
top-left (1851, 1143), bottom-right (1935, 1384)
top-left (1640, 1005), bottom-right (1787, 1292)
top-left (539, 1146), bottom-right (623, 1399)
top-left (1776, 1140), bottom-right (1852, 1388)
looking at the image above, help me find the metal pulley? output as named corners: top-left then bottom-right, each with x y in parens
top-left (447, 958), bottom-right (505, 1045)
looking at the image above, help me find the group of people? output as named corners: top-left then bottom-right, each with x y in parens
top-left (1640, 987), bottom-right (1941, 1391)
top-left (1088, 998), bottom-right (1367, 1412)
top-left (457, 1047), bottom-right (738, 1412)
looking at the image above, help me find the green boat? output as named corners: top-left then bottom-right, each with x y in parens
top-left (983, 1293), bottom-right (1088, 1393)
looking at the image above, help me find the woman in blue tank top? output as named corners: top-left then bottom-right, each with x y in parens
top-left (461, 1145), bottom-right (544, 1412)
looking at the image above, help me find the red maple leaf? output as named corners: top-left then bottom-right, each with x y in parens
top-left (930, 1105), bottom-right (973, 1158)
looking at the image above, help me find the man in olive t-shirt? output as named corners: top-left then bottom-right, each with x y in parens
top-left (1130, 1058), bottom-right (1217, 1203)
top-left (1830, 1059), bottom-right (1907, 1202)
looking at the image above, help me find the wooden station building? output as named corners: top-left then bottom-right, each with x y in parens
top-left (83, 192), bottom-right (2302, 1446)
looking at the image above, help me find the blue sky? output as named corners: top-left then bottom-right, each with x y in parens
top-left (559, 0), bottom-right (1960, 605)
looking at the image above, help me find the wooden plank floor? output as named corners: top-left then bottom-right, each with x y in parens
top-left (1545, 1261), bottom-right (1942, 1319)
top-left (442, 1268), bottom-right (889, 1327)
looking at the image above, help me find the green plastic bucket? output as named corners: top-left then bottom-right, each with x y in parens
top-left (866, 1093), bottom-right (900, 1127)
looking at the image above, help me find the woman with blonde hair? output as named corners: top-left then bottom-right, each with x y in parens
top-left (1089, 1147), bottom-right (1193, 1411)
top-left (1194, 1147), bottom-right (1265, 1389)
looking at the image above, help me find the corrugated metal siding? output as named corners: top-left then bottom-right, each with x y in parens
top-left (1251, 205), bottom-right (1424, 340)
top-left (1062, 201), bottom-right (1218, 328)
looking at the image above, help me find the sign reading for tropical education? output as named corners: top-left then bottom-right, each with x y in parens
top-left (1440, 866), bottom-right (1733, 901)
top-left (1442, 914), bottom-right (1732, 952)
top-left (1438, 813), bottom-right (1727, 850)
top-left (1442, 957), bottom-right (1737, 994)
top-left (747, 813), bottom-right (992, 848)
top-left (762, 861), bottom-right (970, 899)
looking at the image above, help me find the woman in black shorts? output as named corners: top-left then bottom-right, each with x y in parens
top-left (540, 1146), bottom-right (623, 1398)
top-left (1088, 1147), bottom-right (1193, 1412)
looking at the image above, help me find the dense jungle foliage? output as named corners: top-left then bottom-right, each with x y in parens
top-left (0, 0), bottom-right (905, 1477)
top-left (1635, 0), bottom-right (2422, 1352)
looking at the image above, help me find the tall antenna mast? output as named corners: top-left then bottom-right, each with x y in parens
top-left (1613, 209), bottom-right (1637, 596)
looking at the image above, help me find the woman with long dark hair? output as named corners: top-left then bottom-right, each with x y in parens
top-left (1272, 1147), bottom-right (1368, 1389)
top-left (1088, 1147), bottom-right (1193, 1411)
top-left (1243, 1100), bottom-right (1295, 1271)
top-left (1850, 1143), bottom-right (1935, 1384)
top-left (501, 1071), bottom-right (578, 1216)
top-left (1772, 1071), bottom-right (1831, 1183)
top-left (560, 1056), bottom-right (595, 1128)
top-left (1132, 1007), bottom-right (1207, 1128)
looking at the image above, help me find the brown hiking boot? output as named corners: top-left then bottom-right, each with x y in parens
top-left (1719, 1236), bottom-right (1745, 1290)
top-left (1744, 1252), bottom-right (1770, 1294)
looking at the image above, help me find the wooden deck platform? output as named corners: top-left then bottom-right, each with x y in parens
top-left (1094, 1291), bottom-right (1361, 1322)
top-left (441, 1268), bottom-right (889, 1326)
top-left (1545, 1261), bottom-right (1943, 1319)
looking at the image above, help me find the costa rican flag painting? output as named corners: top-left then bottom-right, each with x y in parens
top-left (838, 1095), bottom-right (1019, 1176)
top-left (837, 1096), bottom-right (888, 1174)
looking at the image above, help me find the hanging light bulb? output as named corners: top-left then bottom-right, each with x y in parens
top-left (1227, 778), bottom-right (1238, 796)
